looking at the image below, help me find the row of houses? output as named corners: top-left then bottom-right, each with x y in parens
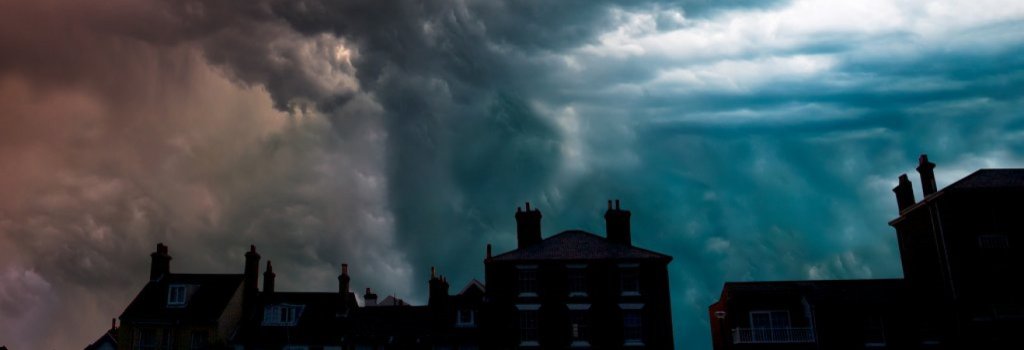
top-left (709, 155), bottom-right (1024, 349)
top-left (88, 201), bottom-right (675, 349)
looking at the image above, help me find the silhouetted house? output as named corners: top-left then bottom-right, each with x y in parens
top-left (84, 319), bottom-right (119, 350)
top-left (117, 243), bottom-right (251, 349)
top-left (708, 279), bottom-right (911, 350)
top-left (483, 201), bottom-right (675, 349)
top-left (890, 156), bottom-right (1024, 348)
top-left (710, 154), bottom-right (1024, 350)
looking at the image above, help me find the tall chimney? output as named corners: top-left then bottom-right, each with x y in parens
top-left (244, 245), bottom-right (260, 293)
top-left (149, 243), bottom-right (171, 281)
top-left (428, 267), bottom-right (450, 308)
top-left (893, 174), bottom-right (916, 213)
top-left (263, 261), bottom-right (275, 294)
top-left (338, 263), bottom-right (350, 294)
top-left (364, 288), bottom-right (378, 307)
top-left (605, 199), bottom-right (632, 246)
top-left (917, 154), bottom-right (937, 197)
top-left (515, 202), bottom-right (542, 249)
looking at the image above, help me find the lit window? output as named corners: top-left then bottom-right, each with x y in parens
top-left (518, 266), bottom-right (538, 297)
top-left (619, 265), bottom-right (640, 296)
top-left (168, 285), bottom-right (187, 306)
top-left (567, 265), bottom-right (586, 297)
top-left (517, 304), bottom-right (540, 346)
top-left (623, 310), bottom-right (643, 346)
top-left (456, 308), bottom-right (476, 328)
top-left (263, 304), bottom-right (304, 326)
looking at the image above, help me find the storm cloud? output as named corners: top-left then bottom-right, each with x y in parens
top-left (1, 0), bottom-right (1023, 349)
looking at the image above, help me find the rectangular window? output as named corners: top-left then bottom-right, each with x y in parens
top-left (749, 310), bottom-right (791, 329)
top-left (190, 330), bottom-right (208, 350)
top-left (569, 309), bottom-right (589, 346)
top-left (518, 266), bottom-right (538, 297)
top-left (864, 315), bottom-right (886, 347)
top-left (519, 309), bottom-right (539, 346)
top-left (168, 284), bottom-right (187, 306)
top-left (263, 304), bottom-right (303, 326)
top-left (456, 308), bottom-right (476, 328)
top-left (623, 310), bottom-right (643, 345)
top-left (979, 234), bottom-right (1009, 249)
top-left (568, 265), bottom-right (586, 297)
top-left (620, 267), bottom-right (640, 296)
top-left (136, 328), bottom-right (158, 350)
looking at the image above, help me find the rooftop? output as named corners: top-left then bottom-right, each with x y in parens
top-left (489, 230), bottom-right (671, 262)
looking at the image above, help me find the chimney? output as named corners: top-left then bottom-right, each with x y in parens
top-left (149, 243), bottom-right (171, 281)
top-left (917, 154), bottom-right (937, 197)
top-left (515, 202), bottom-right (542, 249)
top-left (428, 267), bottom-right (450, 308)
top-left (338, 263), bottom-right (350, 294)
top-left (605, 199), bottom-right (632, 246)
top-left (263, 261), bottom-right (275, 294)
top-left (893, 174), bottom-right (916, 213)
top-left (111, 318), bottom-right (117, 331)
top-left (364, 288), bottom-right (378, 307)
top-left (486, 243), bottom-right (492, 259)
top-left (244, 245), bottom-right (260, 293)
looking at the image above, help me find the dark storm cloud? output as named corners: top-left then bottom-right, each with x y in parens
top-left (2, 0), bottom-right (1024, 349)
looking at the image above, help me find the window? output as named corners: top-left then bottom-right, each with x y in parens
top-left (190, 330), bottom-right (208, 350)
top-left (978, 234), bottom-right (1009, 249)
top-left (263, 304), bottom-right (304, 326)
top-left (136, 328), bottom-right (158, 350)
top-left (456, 308), bottom-right (476, 328)
top-left (568, 304), bottom-right (590, 347)
top-left (168, 284), bottom-right (187, 306)
top-left (864, 315), bottom-right (886, 347)
top-left (750, 310), bottom-right (791, 329)
top-left (619, 265), bottom-right (640, 296)
top-left (623, 310), bottom-right (643, 346)
top-left (567, 265), bottom-right (586, 297)
top-left (517, 304), bottom-right (540, 346)
top-left (518, 266), bottom-right (538, 297)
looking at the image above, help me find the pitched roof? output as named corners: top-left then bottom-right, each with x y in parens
top-left (488, 230), bottom-right (671, 262)
top-left (235, 291), bottom-right (357, 345)
top-left (119, 274), bottom-right (244, 323)
top-left (945, 169), bottom-right (1024, 190)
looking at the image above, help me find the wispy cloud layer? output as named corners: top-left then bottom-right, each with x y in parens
top-left (1, 0), bottom-right (1022, 348)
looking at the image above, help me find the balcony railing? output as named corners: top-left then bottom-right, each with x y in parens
top-left (732, 327), bottom-right (816, 344)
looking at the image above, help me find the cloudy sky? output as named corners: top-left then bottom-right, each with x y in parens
top-left (1, 0), bottom-right (1023, 348)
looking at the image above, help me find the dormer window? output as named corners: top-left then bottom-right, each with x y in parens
top-left (263, 304), bottom-right (304, 326)
top-left (168, 284), bottom-right (187, 307)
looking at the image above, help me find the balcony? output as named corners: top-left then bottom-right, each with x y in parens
top-left (732, 327), bottom-right (816, 344)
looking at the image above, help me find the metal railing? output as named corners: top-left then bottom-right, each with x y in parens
top-left (733, 327), bottom-right (816, 344)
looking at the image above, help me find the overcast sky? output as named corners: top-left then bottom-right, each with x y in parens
top-left (1, 0), bottom-right (1023, 348)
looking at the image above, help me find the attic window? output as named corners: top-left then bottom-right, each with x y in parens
top-left (263, 304), bottom-right (304, 326)
top-left (167, 284), bottom-right (188, 307)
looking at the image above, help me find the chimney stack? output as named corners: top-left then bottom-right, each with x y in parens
top-left (605, 199), bottom-right (632, 246)
top-left (338, 263), bottom-right (350, 294)
top-left (149, 243), bottom-right (171, 281)
top-left (893, 174), bottom-right (916, 213)
top-left (428, 267), bottom-right (450, 308)
top-left (515, 202), bottom-right (543, 249)
top-left (244, 245), bottom-right (260, 293)
top-left (111, 318), bottom-right (116, 331)
top-left (364, 288), bottom-right (378, 307)
top-left (263, 261), bottom-right (275, 294)
top-left (917, 154), bottom-right (937, 197)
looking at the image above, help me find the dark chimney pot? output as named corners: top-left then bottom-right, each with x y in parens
top-left (338, 263), bottom-right (351, 294)
top-left (605, 199), bottom-right (632, 246)
top-left (515, 202), bottom-right (542, 249)
top-left (486, 243), bottom-right (492, 259)
top-left (149, 243), bottom-right (171, 281)
top-left (917, 154), bottom-right (937, 196)
top-left (364, 287), bottom-right (378, 306)
top-left (893, 174), bottom-right (917, 213)
top-left (244, 245), bottom-right (260, 293)
top-left (428, 267), bottom-right (450, 310)
top-left (263, 261), bottom-right (275, 294)
top-left (111, 318), bottom-right (116, 331)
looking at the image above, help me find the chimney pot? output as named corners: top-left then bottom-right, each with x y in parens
top-left (917, 154), bottom-right (938, 196)
top-left (244, 245), bottom-right (261, 293)
top-left (149, 243), bottom-right (172, 281)
top-left (893, 173), bottom-right (917, 213)
top-left (263, 260), bottom-right (276, 293)
top-left (339, 263), bottom-right (351, 294)
top-left (605, 200), bottom-right (632, 246)
top-left (515, 202), bottom-right (543, 249)
top-left (486, 243), bottom-right (492, 259)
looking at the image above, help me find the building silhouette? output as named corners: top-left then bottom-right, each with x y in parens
top-left (97, 200), bottom-right (674, 349)
top-left (709, 154), bottom-right (1024, 349)
top-left (482, 201), bottom-right (675, 349)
